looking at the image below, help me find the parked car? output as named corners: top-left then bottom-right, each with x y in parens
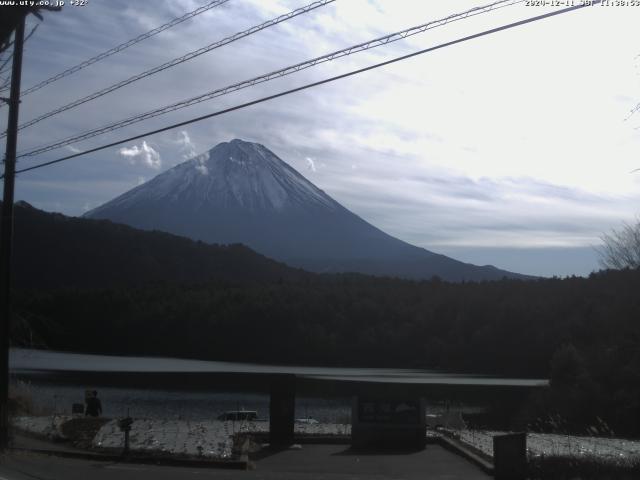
top-left (217, 410), bottom-right (258, 421)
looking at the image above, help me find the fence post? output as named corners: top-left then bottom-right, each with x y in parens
top-left (493, 432), bottom-right (527, 480)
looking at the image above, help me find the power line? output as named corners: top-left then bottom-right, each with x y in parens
top-left (0, 24), bottom-right (39, 89)
top-left (10, 1), bottom-right (600, 177)
top-left (0, 0), bottom-right (231, 98)
top-left (0, 55), bottom-right (14, 76)
top-left (4, 0), bottom-right (335, 135)
top-left (16, 0), bottom-right (523, 158)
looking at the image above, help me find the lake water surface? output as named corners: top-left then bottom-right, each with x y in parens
top-left (10, 348), bottom-right (547, 386)
top-left (10, 348), bottom-right (544, 422)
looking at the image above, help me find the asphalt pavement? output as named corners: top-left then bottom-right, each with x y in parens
top-left (0, 443), bottom-right (490, 480)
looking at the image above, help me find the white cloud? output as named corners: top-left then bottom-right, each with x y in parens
top-left (176, 130), bottom-right (197, 160)
top-left (305, 157), bottom-right (316, 172)
top-left (118, 141), bottom-right (161, 169)
top-left (13, 0), bottom-right (640, 276)
top-left (194, 151), bottom-right (209, 175)
top-left (66, 145), bottom-right (83, 154)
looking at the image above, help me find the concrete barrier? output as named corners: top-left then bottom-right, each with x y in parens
top-left (493, 432), bottom-right (526, 480)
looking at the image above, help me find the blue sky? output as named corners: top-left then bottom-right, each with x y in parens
top-left (2, 0), bottom-right (639, 277)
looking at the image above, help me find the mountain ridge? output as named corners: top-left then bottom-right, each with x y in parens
top-left (6, 200), bottom-right (307, 290)
top-left (86, 139), bottom-right (528, 281)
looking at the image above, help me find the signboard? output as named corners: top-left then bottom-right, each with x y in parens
top-left (358, 399), bottom-right (420, 424)
top-left (352, 396), bottom-right (426, 450)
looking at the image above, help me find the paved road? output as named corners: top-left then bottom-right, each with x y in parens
top-left (10, 434), bottom-right (89, 454)
top-left (0, 444), bottom-right (489, 480)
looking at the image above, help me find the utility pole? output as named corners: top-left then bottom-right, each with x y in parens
top-left (0, 15), bottom-right (25, 451)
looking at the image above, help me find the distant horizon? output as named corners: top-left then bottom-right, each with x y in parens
top-left (17, 138), bottom-right (601, 279)
top-left (24, 201), bottom-right (602, 278)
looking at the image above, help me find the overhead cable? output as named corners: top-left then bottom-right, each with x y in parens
top-left (4, 0), bottom-right (335, 134)
top-left (2, 0), bottom-right (231, 98)
top-left (17, 0), bottom-right (524, 156)
top-left (10, 1), bottom-right (600, 176)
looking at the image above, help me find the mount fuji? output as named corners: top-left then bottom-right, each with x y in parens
top-left (86, 139), bottom-right (525, 281)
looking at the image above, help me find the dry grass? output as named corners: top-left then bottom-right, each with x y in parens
top-left (527, 453), bottom-right (640, 480)
top-left (8, 380), bottom-right (57, 417)
top-left (60, 417), bottom-right (111, 449)
top-left (8, 381), bottom-right (36, 416)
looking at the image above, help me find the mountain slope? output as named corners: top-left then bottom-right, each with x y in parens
top-left (6, 201), bottom-right (306, 290)
top-left (86, 139), bottom-right (526, 281)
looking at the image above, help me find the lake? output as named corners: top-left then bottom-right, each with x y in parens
top-left (9, 348), bottom-right (546, 422)
top-left (10, 348), bottom-right (547, 386)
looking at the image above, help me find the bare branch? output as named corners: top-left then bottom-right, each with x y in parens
top-left (0, 23), bottom-right (39, 95)
top-left (596, 219), bottom-right (640, 270)
top-left (0, 59), bottom-right (12, 75)
top-left (23, 23), bottom-right (39, 44)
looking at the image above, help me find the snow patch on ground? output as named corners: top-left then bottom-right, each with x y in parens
top-left (93, 419), bottom-right (234, 458)
top-left (13, 415), bottom-right (350, 459)
top-left (12, 415), bottom-right (70, 440)
top-left (454, 429), bottom-right (640, 460)
top-left (93, 419), bottom-right (351, 459)
top-left (15, 415), bottom-right (640, 463)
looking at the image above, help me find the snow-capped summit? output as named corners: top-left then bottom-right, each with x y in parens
top-left (92, 139), bottom-right (336, 214)
top-left (86, 139), bottom-right (525, 281)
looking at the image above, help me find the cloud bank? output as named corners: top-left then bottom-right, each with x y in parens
top-left (10, 0), bottom-right (640, 277)
top-left (118, 141), bottom-right (162, 169)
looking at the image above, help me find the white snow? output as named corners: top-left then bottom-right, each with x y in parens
top-left (86, 139), bottom-right (338, 216)
top-left (14, 414), bottom-right (640, 463)
top-left (13, 415), bottom-right (350, 459)
top-left (453, 429), bottom-right (640, 460)
top-left (92, 418), bottom-right (351, 458)
top-left (93, 418), bottom-right (235, 458)
top-left (12, 415), bottom-right (70, 440)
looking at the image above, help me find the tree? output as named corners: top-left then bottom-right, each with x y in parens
top-left (550, 343), bottom-right (587, 389)
top-left (597, 219), bottom-right (640, 270)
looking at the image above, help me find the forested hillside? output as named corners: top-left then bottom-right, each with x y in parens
top-left (7, 201), bottom-right (640, 435)
top-left (5, 201), bottom-right (307, 289)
